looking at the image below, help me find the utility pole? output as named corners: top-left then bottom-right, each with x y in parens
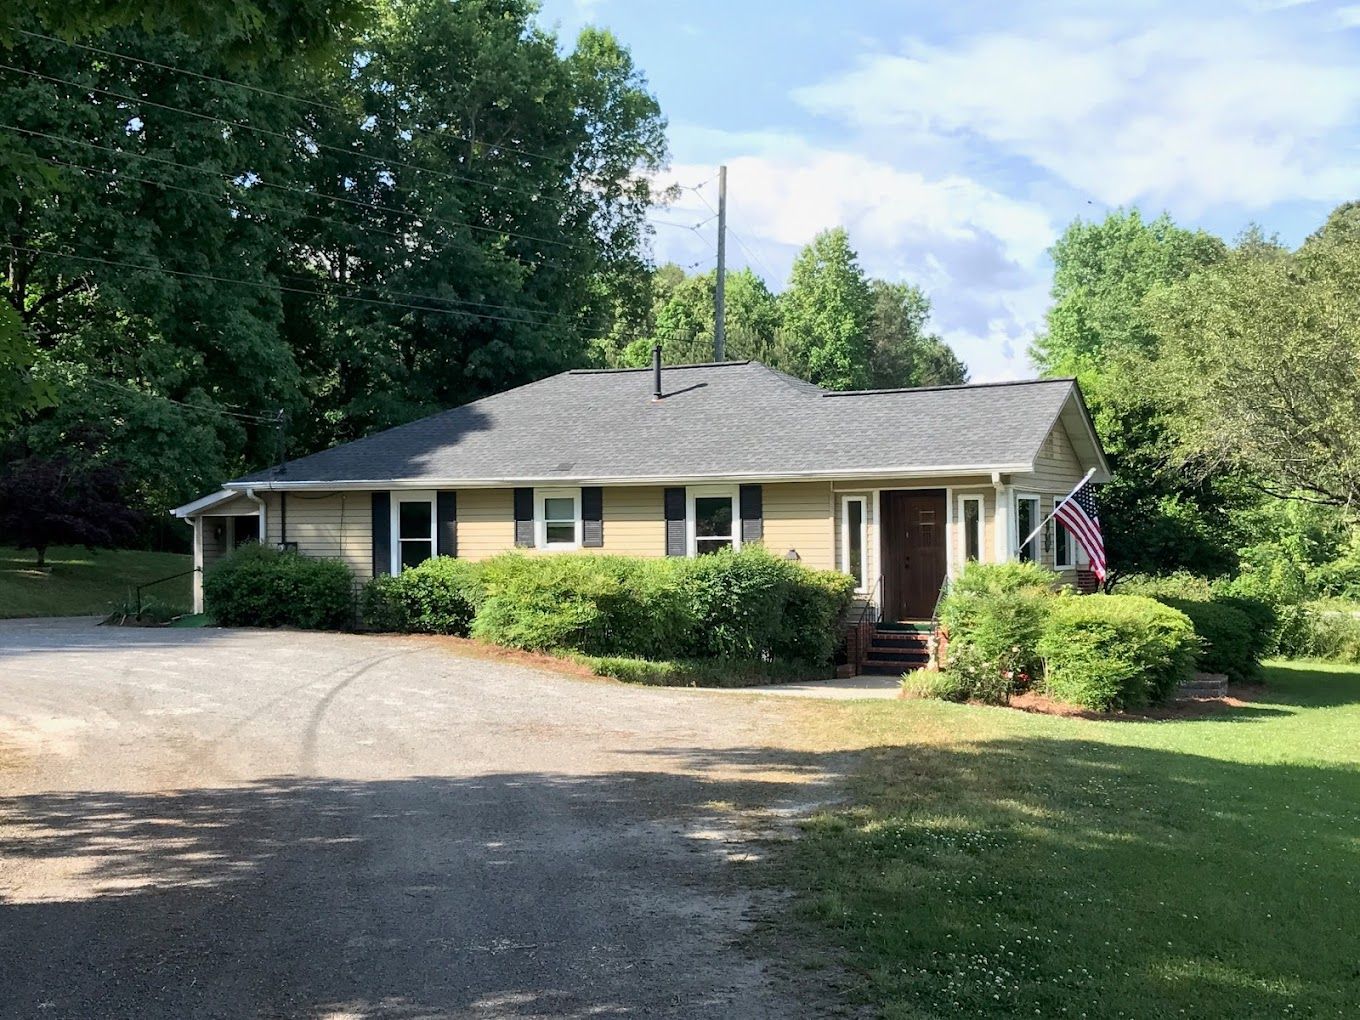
top-left (713, 164), bottom-right (727, 362)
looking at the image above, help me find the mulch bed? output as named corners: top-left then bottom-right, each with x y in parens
top-left (1003, 684), bottom-right (1269, 721)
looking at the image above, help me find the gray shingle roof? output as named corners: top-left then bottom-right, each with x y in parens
top-left (232, 361), bottom-right (1086, 486)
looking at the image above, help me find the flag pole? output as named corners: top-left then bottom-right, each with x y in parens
top-left (1019, 467), bottom-right (1096, 552)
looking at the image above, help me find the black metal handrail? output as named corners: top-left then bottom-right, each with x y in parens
top-left (856, 574), bottom-right (883, 629)
top-left (135, 566), bottom-right (200, 617)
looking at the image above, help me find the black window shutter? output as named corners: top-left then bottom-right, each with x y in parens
top-left (437, 491), bottom-right (457, 557)
top-left (581, 487), bottom-right (604, 548)
top-left (664, 487), bottom-right (687, 556)
top-left (371, 492), bottom-right (391, 576)
top-left (513, 487), bottom-right (534, 547)
top-left (740, 484), bottom-right (764, 544)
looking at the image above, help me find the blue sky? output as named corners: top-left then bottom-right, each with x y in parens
top-left (539, 0), bottom-right (1360, 380)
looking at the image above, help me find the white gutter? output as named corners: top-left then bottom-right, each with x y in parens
top-left (220, 463), bottom-right (1036, 492)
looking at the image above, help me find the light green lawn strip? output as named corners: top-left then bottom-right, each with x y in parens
top-left (0, 546), bottom-right (192, 618)
top-left (777, 661), bottom-right (1360, 1019)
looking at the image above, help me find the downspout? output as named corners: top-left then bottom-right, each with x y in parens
top-left (244, 487), bottom-right (268, 545)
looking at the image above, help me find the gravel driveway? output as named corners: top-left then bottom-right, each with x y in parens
top-left (0, 619), bottom-right (846, 1019)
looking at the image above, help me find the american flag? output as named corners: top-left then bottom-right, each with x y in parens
top-left (1054, 475), bottom-right (1106, 582)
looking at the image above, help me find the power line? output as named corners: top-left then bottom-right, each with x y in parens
top-left (0, 61), bottom-right (565, 208)
top-left (14, 27), bottom-right (583, 175)
top-left (3, 122), bottom-right (596, 259)
top-left (4, 242), bottom-right (704, 343)
top-left (81, 375), bottom-right (281, 424)
top-left (728, 225), bottom-right (781, 284)
top-left (21, 154), bottom-right (575, 326)
top-left (19, 146), bottom-right (591, 277)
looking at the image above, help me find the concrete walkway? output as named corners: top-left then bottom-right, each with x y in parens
top-left (736, 674), bottom-right (903, 700)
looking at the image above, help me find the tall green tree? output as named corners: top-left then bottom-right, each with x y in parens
top-left (2, 1), bottom-right (670, 525)
top-left (779, 227), bottom-right (874, 390)
top-left (1030, 209), bottom-right (1233, 581)
top-left (1152, 206), bottom-right (1360, 509)
top-left (866, 279), bottom-right (967, 388)
top-left (617, 266), bottom-right (781, 366)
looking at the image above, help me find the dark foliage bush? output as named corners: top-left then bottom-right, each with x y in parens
top-left (936, 560), bottom-right (1056, 701)
top-left (1159, 597), bottom-right (1263, 682)
top-left (1038, 594), bottom-right (1197, 710)
top-left (361, 557), bottom-right (483, 635)
top-left (579, 655), bottom-right (832, 687)
top-left (204, 544), bottom-right (354, 630)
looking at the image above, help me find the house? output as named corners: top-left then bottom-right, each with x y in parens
top-left (171, 354), bottom-right (1110, 625)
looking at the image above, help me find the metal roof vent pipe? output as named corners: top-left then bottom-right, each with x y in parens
top-left (652, 343), bottom-right (663, 400)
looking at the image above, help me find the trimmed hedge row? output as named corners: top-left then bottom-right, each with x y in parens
top-left (363, 545), bottom-right (856, 667)
top-left (203, 544), bottom-right (354, 630)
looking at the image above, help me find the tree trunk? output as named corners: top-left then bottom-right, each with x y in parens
top-left (35, 545), bottom-right (46, 570)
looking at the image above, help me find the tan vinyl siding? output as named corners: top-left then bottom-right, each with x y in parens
top-left (265, 491), bottom-right (373, 581)
top-left (761, 481), bottom-right (834, 571)
top-left (201, 517), bottom-right (231, 573)
top-left (598, 486), bottom-right (665, 557)
top-left (1010, 420), bottom-right (1088, 584)
top-left (457, 488), bottom-right (515, 561)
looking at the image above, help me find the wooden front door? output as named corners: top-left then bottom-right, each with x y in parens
top-left (881, 489), bottom-right (948, 621)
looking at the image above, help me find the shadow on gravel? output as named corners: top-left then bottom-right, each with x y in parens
top-left (0, 748), bottom-right (842, 1020)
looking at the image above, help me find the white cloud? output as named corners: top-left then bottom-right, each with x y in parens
top-left (793, 16), bottom-right (1360, 211)
top-left (650, 133), bottom-right (1055, 381)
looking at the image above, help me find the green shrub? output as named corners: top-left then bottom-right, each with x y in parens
top-left (676, 547), bottom-right (794, 659)
top-left (900, 667), bottom-right (968, 702)
top-left (579, 655), bottom-right (831, 687)
top-left (360, 557), bottom-right (483, 634)
top-left (1276, 602), bottom-right (1360, 663)
top-left (203, 544), bottom-right (354, 630)
top-left (1158, 598), bottom-right (1262, 682)
top-left (471, 553), bottom-right (694, 655)
top-left (1118, 572), bottom-right (1216, 601)
top-left (467, 546), bottom-right (852, 665)
top-left (937, 560), bottom-right (1056, 693)
top-left (1038, 594), bottom-right (1197, 710)
top-left (781, 567), bottom-right (857, 664)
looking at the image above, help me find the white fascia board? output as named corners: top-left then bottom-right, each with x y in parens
top-left (169, 489), bottom-right (240, 518)
top-left (222, 463), bottom-right (1036, 492)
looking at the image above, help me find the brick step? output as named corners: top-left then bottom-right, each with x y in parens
top-left (870, 630), bottom-right (931, 645)
top-left (864, 647), bottom-right (930, 664)
top-left (861, 661), bottom-right (915, 675)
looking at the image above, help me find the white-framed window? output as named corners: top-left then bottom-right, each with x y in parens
top-left (1054, 518), bottom-right (1075, 568)
top-left (958, 495), bottom-right (982, 563)
top-left (391, 490), bottom-right (437, 573)
top-left (840, 495), bottom-right (868, 592)
top-left (535, 487), bottom-right (582, 549)
top-left (687, 485), bottom-right (739, 556)
top-left (1015, 493), bottom-right (1040, 563)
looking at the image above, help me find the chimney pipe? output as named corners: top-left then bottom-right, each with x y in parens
top-left (652, 344), bottom-right (663, 400)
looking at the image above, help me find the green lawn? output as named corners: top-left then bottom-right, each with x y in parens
top-left (777, 662), bottom-right (1360, 1018)
top-left (0, 545), bottom-right (192, 618)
